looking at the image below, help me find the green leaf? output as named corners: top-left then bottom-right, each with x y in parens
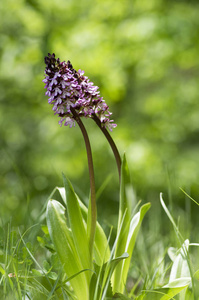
top-left (167, 247), bottom-right (177, 262)
top-left (111, 155), bottom-right (150, 294)
top-left (31, 269), bottom-right (42, 276)
top-left (0, 264), bottom-right (5, 275)
top-left (61, 268), bottom-right (94, 285)
top-left (169, 239), bottom-right (190, 282)
top-left (160, 194), bottom-right (182, 240)
top-left (89, 272), bottom-right (98, 300)
top-left (111, 155), bottom-right (134, 292)
top-left (62, 174), bottom-right (91, 272)
top-left (46, 199), bottom-right (89, 300)
top-left (123, 203), bottom-right (150, 281)
top-left (57, 186), bottom-right (110, 265)
top-left (160, 195), bottom-right (194, 298)
top-left (112, 203), bottom-right (150, 293)
top-left (93, 215), bottom-right (110, 265)
top-left (43, 260), bottom-right (51, 273)
top-left (138, 277), bottom-right (191, 300)
top-left (113, 155), bottom-right (134, 268)
top-left (93, 253), bottom-right (129, 300)
top-left (118, 154), bottom-right (133, 231)
top-left (164, 277), bottom-right (191, 288)
top-left (194, 268), bottom-right (199, 281)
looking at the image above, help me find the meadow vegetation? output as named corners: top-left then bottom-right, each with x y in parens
top-left (0, 0), bottom-right (199, 298)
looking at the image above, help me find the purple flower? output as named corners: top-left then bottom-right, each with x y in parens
top-left (43, 53), bottom-right (117, 131)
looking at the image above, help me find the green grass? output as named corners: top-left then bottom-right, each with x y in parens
top-left (0, 188), bottom-right (199, 299)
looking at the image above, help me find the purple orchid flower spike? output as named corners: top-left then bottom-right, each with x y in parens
top-left (43, 53), bottom-right (117, 131)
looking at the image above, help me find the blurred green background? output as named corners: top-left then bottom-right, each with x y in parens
top-left (1, 0), bottom-right (199, 232)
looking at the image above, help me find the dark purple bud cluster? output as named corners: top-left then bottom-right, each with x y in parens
top-left (43, 53), bottom-right (116, 131)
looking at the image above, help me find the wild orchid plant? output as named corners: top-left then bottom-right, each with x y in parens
top-left (42, 53), bottom-right (150, 299)
top-left (42, 54), bottom-right (196, 300)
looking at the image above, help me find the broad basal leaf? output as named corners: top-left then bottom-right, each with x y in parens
top-left (57, 186), bottom-right (110, 265)
top-left (46, 199), bottom-right (89, 300)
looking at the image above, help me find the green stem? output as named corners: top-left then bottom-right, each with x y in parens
top-left (92, 114), bottom-right (121, 181)
top-left (70, 107), bottom-right (96, 256)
